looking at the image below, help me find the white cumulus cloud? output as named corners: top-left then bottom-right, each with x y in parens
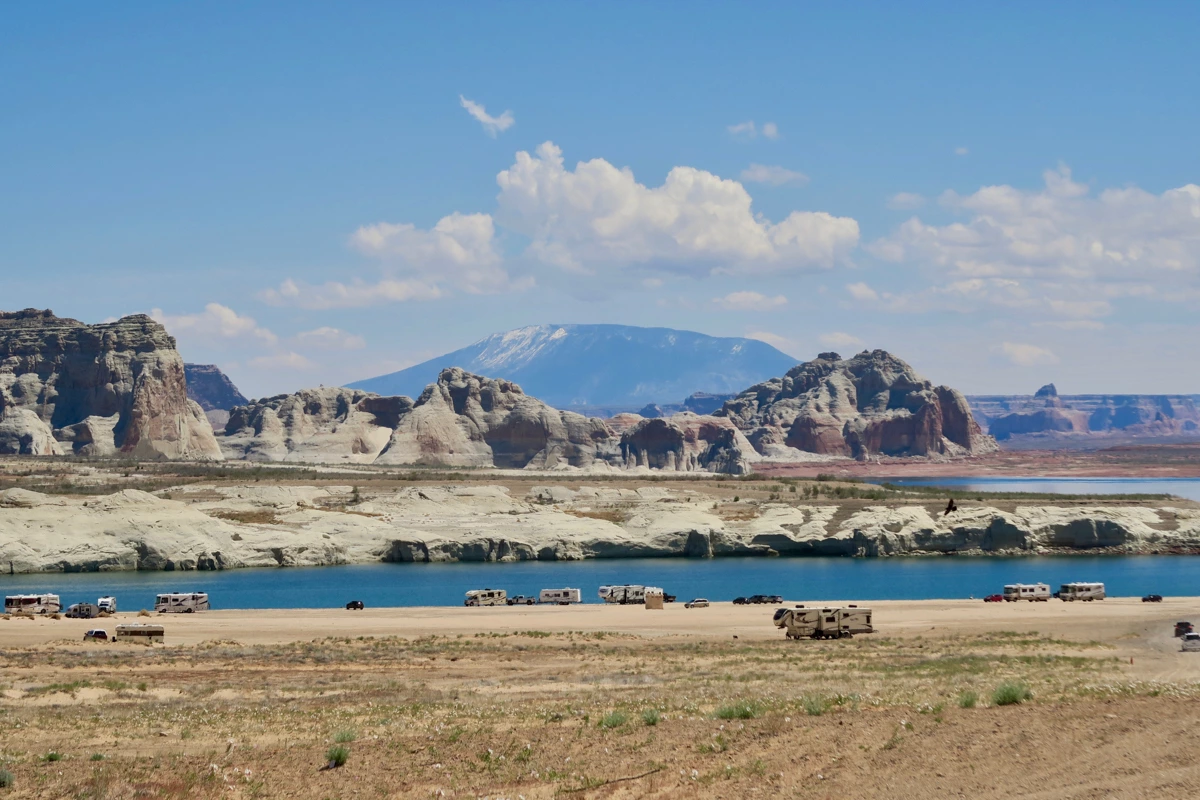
top-left (459, 95), bottom-right (514, 137)
top-left (495, 141), bottom-right (859, 276)
top-left (846, 282), bottom-right (879, 302)
top-left (740, 164), bottom-right (809, 187)
top-left (152, 303), bottom-right (276, 345)
top-left (714, 291), bottom-right (788, 311)
top-left (996, 342), bottom-right (1059, 367)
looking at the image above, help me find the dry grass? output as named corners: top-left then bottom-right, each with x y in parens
top-left (1, 627), bottom-right (1193, 798)
top-left (207, 509), bottom-right (285, 524)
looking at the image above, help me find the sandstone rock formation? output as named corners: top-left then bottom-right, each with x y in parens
top-left (716, 350), bottom-right (997, 460)
top-left (0, 309), bottom-right (222, 459)
top-left (3, 482), bottom-right (1198, 573)
top-left (222, 368), bottom-right (618, 469)
top-left (970, 384), bottom-right (1200, 442)
top-left (618, 413), bottom-right (760, 474)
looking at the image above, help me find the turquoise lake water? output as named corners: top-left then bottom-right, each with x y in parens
top-left (3, 476), bottom-right (1196, 610)
top-left (2, 556), bottom-right (1196, 611)
top-left (873, 476), bottom-right (1200, 501)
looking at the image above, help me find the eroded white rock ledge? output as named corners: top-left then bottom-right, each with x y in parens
top-left (2, 485), bottom-right (1198, 574)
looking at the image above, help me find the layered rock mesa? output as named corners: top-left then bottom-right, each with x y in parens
top-left (0, 309), bottom-right (222, 459)
top-left (185, 363), bottom-right (249, 432)
top-left (716, 350), bottom-right (997, 460)
top-left (223, 367), bottom-right (615, 468)
top-left (970, 384), bottom-right (1200, 441)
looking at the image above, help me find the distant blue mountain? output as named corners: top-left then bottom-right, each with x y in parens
top-left (347, 324), bottom-right (800, 408)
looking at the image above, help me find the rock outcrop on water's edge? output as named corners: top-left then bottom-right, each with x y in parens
top-left (2, 485), bottom-right (1198, 573)
top-left (0, 309), bottom-right (222, 459)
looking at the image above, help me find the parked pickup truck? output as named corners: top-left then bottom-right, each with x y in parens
top-left (507, 595), bottom-right (538, 606)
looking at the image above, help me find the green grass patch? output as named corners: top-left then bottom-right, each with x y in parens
top-left (958, 690), bottom-right (978, 709)
top-left (599, 710), bottom-right (629, 729)
top-left (333, 730), bottom-right (357, 744)
top-left (992, 681), bottom-right (1033, 706)
top-left (715, 701), bottom-right (760, 720)
top-left (325, 745), bottom-right (349, 768)
top-left (641, 708), bottom-right (661, 726)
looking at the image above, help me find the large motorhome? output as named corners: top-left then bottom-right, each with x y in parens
top-left (115, 624), bottom-right (165, 644)
top-left (1003, 583), bottom-right (1051, 602)
top-left (4, 594), bottom-right (61, 615)
top-left (154, 593), bottom-right (210, 613)
top-left (598, 585), bottom-right (647, 604)
top-left (539, 588), bottom-right (581, 605)
top-left (1058, 582), bottom-right (1105, 601)
top-left (97, 596), bottom-right (117, 613)
top-left (465, 589), bottom-right (507, 607)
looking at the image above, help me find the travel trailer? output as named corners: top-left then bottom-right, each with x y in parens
top-left (775, 606), bottom-right (874, 640)
top-left (154, 592), bottom-right (210, 613)
top-left (1003, 583), bottom-right (1051, 602)
top-left (97, 596), bottom-right (117, 613)
top-left (598, 585), bottom-right (647, 604)
top-left (464, 588), bottom-right (507, 607)
top-left (65, 602), bottom-right (101, 619)
top-left (115, 624), bottom-right (165, 644)
top-left (539, 588), bottom-right (581, 605)
top-left (4, 594), bottom-right (61, 615)
top-left (1058, 582), bottom-right (1106, 601)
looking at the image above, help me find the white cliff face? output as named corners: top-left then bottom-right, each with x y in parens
top-left (2, 484), bottom-right (1199, 574)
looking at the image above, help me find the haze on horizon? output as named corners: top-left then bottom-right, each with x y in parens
top-left (2, 4), bottom-right (1198, 399)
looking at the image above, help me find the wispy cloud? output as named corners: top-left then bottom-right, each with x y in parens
top-left (459, 95), bottom-right (514, 137)
top-left (746, 330), bottom-right (799, 355)
top-left (714, 290), bottom-right (788, 311)
top-left (954, 146), bottom-right (969, 156)
top-left (294, 327), bottom-right (366, 350)
top-left (887, 192), bottom-right (926, 210)
top-left (996, 341), bottom-right (1059, 367)
top-left (819, 331), bottom-right (864, 349)
top-left (740, 164), bottom-right (809, 187)
top-left (727, 120), bottom-right (779, 141)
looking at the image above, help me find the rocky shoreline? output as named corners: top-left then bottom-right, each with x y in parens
top-left (2, 484), bottom-right (1199, 574)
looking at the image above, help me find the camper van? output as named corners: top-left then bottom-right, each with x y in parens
top-left (1058, 582), bottom-right (1105, 602)
top-left (97, 596), bottom-right (117, 613)
top-left (539, 588), bottom-right (581, 605)
top-left (115, 624), bottom-right (165, 644)
top-left (1003, 583), bottom-right (1051, 602)
top-left (464, 589), bottom-right (507, 607)
top-left (154, 593), bottom-right (210, 613)
top-left (4, 594), bottom-right (61, 615)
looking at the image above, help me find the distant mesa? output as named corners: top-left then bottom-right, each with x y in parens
top-left (185, 363), bottom-right (249, 431)
top-left (221, 349), bottom-right (994, 471)
top-left (969, 385), bottom-right (1200, 443)
top-left (0, 309), bottom-right (221, 459)
top-left (346, 323), bottom-right (798, 408)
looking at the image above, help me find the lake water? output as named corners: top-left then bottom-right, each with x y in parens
top-left (3, 555), bottom-right (1197, 610)
top-left (872, 476), bottom-right (1200, 501)
top-left (5, 475), bottom-right (1197, 611)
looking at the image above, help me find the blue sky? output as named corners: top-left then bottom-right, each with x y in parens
top-left (3, 3), bottom-right (1199, 398)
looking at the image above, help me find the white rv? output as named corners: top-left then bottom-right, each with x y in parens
top-left (465, 588), bottom-right (507, 607)
top-left (97, 596), bottom-right (117, 613)
top-left (539, 588), bottom-right (581, 605)
top-left (154, 592), bottom-right (210, 613)
top-left (1058, 582), bottom-right (1105, 602)
top-left (4, 594), bottom-right (61, 615)
top-left (598, 585), bottom-right (647, 605)
top-left (1003, 583), bottom-right (1051, 602)
top-left (115, 624), bottom-right (165, 644)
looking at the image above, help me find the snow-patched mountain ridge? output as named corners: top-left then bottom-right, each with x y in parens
top-left (347, 324), bottom-right (799, 409)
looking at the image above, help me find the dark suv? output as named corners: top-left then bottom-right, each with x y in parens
top-left (345, 600), bottom-right (365, 610)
